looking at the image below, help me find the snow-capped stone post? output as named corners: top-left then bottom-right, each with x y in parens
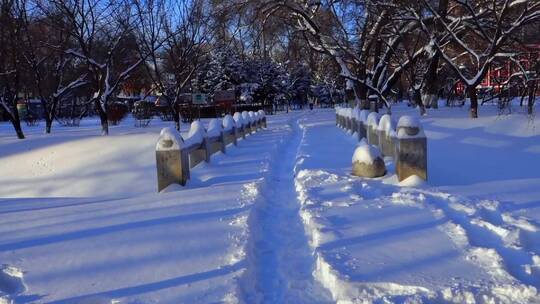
top-left (352, 107), bottom-right (360, 139)
top-left (346, 108), bottom-right (353, 131)
top-left (352, 142), bottom-right (386, 178)
top-left (223, 114), bottom-right (237, 146)
top-left (242, 111), bottom-right (252, 134)
top-left (156, 127), bottom-right (189, 191)
top-left (184, 121), bottom-right (208, 168)
top-left (258, 110), bottom-right (266, 128)
top-left (366, 112), bottom-right (380, 146)
top-left (248, 111), bottom-right (257, 133)
top-left (207, 119), bottom-right (226, 155)
top-left (359, 110), bottom-right (369, 140)
top-left (233, 112), bottom-right (245, 139)
top-left (378, 114), bottom-right (396, 158)
top-left (396, 116), bottom-right (427, 181)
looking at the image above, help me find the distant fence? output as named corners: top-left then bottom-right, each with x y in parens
top-left (156, 110), bottom-right (267, 191)
top-left (335, 107), bottom-right (427, 182)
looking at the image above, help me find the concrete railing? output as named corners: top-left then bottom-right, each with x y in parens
top-left (335, 106), bottom-right (427, 182)
top-left (156, 110), bottom-right (267, 191)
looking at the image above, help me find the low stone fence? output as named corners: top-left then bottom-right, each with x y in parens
top-left (335, 106), bottom-right (427, 182)
top-left (156, 110), bottom-right (267, 191)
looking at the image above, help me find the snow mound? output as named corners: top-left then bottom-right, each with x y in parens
top-left (367, 112), bottom-right (380, 127)
top-left (378, 114), bottom-right (394, 132)
top-left (0, 265), bottom-right (26, 297)
top-left (184, 120), bottom-right (206, 146)
top-left (223, 114), bottom-right (236, 131)
top-left (352, 143), bottom-right (382, 165)
top-left (233, 112), bottom-right (244, 127)
top-left (207, 119), bottom-right (223, 138)
top-left (156, 127), bottom-right (183, 151)
top-left (399, 175), bottom-right (426, 187)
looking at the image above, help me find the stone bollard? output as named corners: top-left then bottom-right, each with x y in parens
top-left (223, 114), bottom-right (237, 146)
top-left (377, 114), bottom-right (396, 158)
top-left (352, 143), bottom-right (386, 178)
top-left (258, 110), bottom-right (266, 128)
top-left (156, 127), bottom-right (188, 191)
top-left (396, 116), bottom-right (427, 181)
top-left (366, 112), bottom-right (380, 146)
top-left (359, 110), bottom-right (369, 139)
top-left (233, 112), bottom-right (245, 139)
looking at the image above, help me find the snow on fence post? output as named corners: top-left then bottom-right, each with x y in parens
top-left (366, 112), bottom-right (380, 146)
top-left (242, 111), bottom-right (252, 134)
top-left (233, 112), bottom-right (245, 139)
top-left (184, 121), bottom-right (208, 168)
top-left (156, 127), bottom-right (189, 191)
top-left (396, 116), bottom-right (427, 181)
top-left (359, 110), bottom-right (369, 139)
top-left (207, 119), bottom-right (226, 155)
top-left (223, 114), bottom-right (237, 146)
top-left (258, 110), bottom-right (267, 128)
top-left (378, 114), bottom-right (396, 158)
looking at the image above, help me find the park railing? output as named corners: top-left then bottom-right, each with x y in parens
top-left (156, 110), bottom-right (267, 191)
top-left (335, 106), bottom-right (427, 182)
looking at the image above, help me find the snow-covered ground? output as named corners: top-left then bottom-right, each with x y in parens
top-left (1, 103), bottom-right (540, 303)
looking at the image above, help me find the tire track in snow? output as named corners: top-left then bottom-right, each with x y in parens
top-left (241, 113), bottom-right (333, 304)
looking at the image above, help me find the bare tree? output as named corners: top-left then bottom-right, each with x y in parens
top-left (0, 0), bottom-right (26, 139)
top-left (415, 0), bottom-right (540, 118)
top-left (22, 0), bottom-right (87, 134)
top-left (136, 0), bottom-right (211, 131)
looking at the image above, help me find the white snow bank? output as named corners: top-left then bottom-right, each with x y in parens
top-left (207, 119), bottom-right (223, 138)
top-left (223, 114), bottom-right (236, 131)
top-left (367, 112), bottom-right (380, 127)
top-left (184, 120), bottom-right (206, 147)
top-left (233, 112), bottom-right (244, 127)
top-left (352, 143), bottom-right (382, 165)
top-left (156, 127), bottom-right (183, 151)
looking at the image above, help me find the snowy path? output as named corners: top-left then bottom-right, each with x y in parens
top-left (241, 114), bottom-right (333, 303)
top-left (293, 109), bottom-right (540, 303)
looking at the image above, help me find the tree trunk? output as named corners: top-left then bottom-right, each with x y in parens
top-left (528, 81), bottom-right (537, 115)
top-left (10, 118), bottom-right (25, 139)
top-left (45, 117), bottom-right (52, 134)
top-left (468, 86), bottom-right (479, 118)
top-left (413, 89), bottom-right (426, 116)
top-left (95, 99), bottom-right (109, 135)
